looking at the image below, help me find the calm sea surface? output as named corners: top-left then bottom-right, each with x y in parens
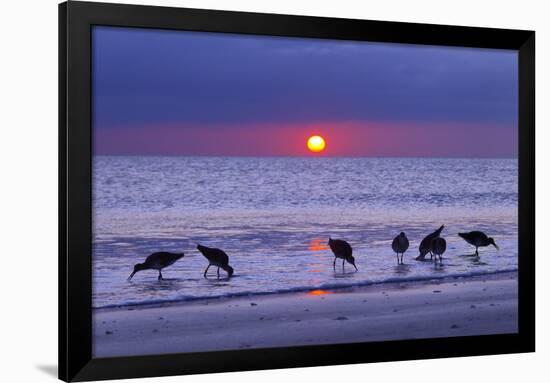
top-left (92, 157), bottom-right (518, 308)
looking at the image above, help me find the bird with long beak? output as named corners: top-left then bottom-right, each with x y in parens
top-left (128, 252), bottom-right (184, 280)
top-left (197, 244), bottom-right (234, 279)
top-left (416, 225), bottom-right (445, 261)
top-left (458, 231), bottom-right (499, 256)
top-left (328, 237), bottom-right (357, 271)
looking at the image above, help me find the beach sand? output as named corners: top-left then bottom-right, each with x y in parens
top-left (93, 273), bottom-right (517, 358)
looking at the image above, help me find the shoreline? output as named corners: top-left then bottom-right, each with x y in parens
top-left (93, 272), bottom-right (518, 358)
top-left (93, 269), bottom-right (518, 311)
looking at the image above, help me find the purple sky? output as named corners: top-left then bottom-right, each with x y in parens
top-left (92, 26), bottom-right (518, 157)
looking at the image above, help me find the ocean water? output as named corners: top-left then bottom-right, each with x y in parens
top-left (92, 156), bottom-right (518, 309)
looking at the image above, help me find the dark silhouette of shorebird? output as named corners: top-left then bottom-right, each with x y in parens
top-left (430, 237), bottom-right (446, 263)
top-left (458, 231), bottom-right (499, 256)
top-left (392, 232), bottom-right (409, 265)
top-left (197, 244), bottom-right (234, 279)
top-left (328, 237), bottom-right (357, 271)
top-left (416, 225), bottom-right (445, 261)
top-left (128, 252), bottom-right (184, 280)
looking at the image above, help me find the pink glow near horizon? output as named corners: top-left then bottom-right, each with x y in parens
top-left (94, 121), bottom-right (517, 158)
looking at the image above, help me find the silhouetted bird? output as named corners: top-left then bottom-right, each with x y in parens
top-left (430, 237), bottom-right (446, 263)
top-left (416, 225), bottom-right (445, 261)
top-left (197, 244), bottom-right (234, 279)
top-left (328, 237), bottom-right (357, 271)
top-left (128, 252), bottom-right (184, 280)
top-left (458, 231), bottom-right (499, 256)
top-left (392, 232), bottom-right (409, 265)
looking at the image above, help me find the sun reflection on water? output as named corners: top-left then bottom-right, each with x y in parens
top-left (309, 238), bottom-right (329, 252)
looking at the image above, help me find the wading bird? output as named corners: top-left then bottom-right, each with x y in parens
top-left (197, 244), bottom-right (234, 279)
top-left (128, 252), bottom-right (184, 280)
top-left (430, 237), bottom-right (446, 263)
top-left (392, 232), bottom-right (409, 265)
top-left (328, 237), bottom-right (357, 271)
top-left (416, 225), bottom-right (445, 261)
top-left (458, 231), bottom-right (499, 256)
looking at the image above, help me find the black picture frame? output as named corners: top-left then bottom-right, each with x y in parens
top-left (59, 1), bottom-right (535, 381)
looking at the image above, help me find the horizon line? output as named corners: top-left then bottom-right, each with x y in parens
top-left (92, 154), bottom-right (518, 160)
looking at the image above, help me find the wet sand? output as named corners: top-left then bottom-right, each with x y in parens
top-left (93, 273), bottom-right (517, 358)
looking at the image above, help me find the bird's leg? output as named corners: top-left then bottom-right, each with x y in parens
top-left (203, 264), bottom-right (211, 278)
top-left (475, 247), bottom-right (479, 256)
top-left (217, 267), bottom-right (220, 279)
top-left (342, 259), bottom-right (345, 271)
top-left (158, 270), bottom-right (163, 280)
top-left (396, 253), bottom-right (399, 265)
top-left (333, 257), bottom-right (336, 270)
top-left (401, 253), bottom-right (404, 264)
top-left (430, 252), bottom-right (433, 261)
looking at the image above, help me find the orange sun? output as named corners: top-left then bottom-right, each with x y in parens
top-left (307, 135), bottom-right (326, 153)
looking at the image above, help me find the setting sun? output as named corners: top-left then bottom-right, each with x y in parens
top-left (307, 135), bottom-right (326, 153)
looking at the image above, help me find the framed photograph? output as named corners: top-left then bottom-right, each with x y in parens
top-left (59, 1), bottom-right (535, 381)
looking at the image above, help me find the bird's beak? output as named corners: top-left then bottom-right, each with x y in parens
top-left (128, 271), bottom-right (136, 280)
top-left (493, 243), bottom-right (500, 251)
top-left (353, 264), bottom-right (358, 271)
